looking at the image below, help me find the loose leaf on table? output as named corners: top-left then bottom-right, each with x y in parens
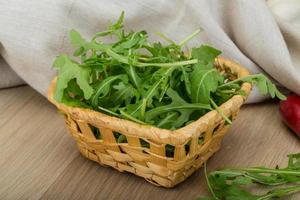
top-left (199, 153), bottom-right (300, 200)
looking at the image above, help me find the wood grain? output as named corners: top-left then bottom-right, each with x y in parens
top-left (0, 86), bottom-right (299, 200)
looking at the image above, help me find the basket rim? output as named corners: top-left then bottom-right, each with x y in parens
top-left (48, 57), bottom-right (252, 145)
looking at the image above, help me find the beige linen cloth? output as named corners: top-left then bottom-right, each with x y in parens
top-left (0, 0), bottom-right (299, 103)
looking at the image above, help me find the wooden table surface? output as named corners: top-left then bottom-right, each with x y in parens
top-left (0, 86), bottom-right (299, 200)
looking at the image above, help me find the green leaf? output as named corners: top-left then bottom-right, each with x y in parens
top-left (180, 66), bottom-right (191, 96)
top-left (288, 153), bottom-right (300, 169)
top-left (124, 65), bottom-right (141, 89)
top-left (145, 88), bottom-right (211, 128)
top-left (232, 176), bottom-right (253, 185)
top-left (218, 74), bottom-right (286, 100)
top-left (191, 66), bottom-right (223, 104)
top-left (196, 197), bottom-right (216, 200)
top-left (91, 75), bottom-right (127, 107)
top-left (201, 153), bottom-right (300, 200)
top-left (54, 54), bottom-right (94, 101)
top-left (110, 82), bottom-right (139, 106)
top-left (93, 11), bottom-right (125, 40)
top-left (192, 45), bottom-right (221, 63)
top-left (53, 54), bottom-right (66, 69)
top-left (69, 29), bottom-right (86, 47)
top-left (64, 78), bottom-right (84, 97)
top-left (156, 112), bottom-right (178, 128)
top-left (60, 92), bottom-right (90, 108)
top-left (113, 31), bottom-right (147, 53)
top-left (117, 134), bottom-right (127, 143)
top-left (110, 11), bottom-right (125, 31)
top-left (128, 66), bottom-right (176, 117)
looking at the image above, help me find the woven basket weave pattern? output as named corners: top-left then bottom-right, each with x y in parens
top-left (48, 57), bottom-right (251, 188)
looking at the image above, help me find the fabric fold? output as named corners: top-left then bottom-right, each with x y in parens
top-left (0, 0), bottom-right (299, 102)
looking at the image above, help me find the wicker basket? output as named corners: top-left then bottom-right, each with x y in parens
top-left (47, 57), bottom-right (251, 188)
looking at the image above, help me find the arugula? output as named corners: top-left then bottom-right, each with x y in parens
top-left (145, 88), bottom-right (212, 128)
top-left (53, 54), bottom-right (94, 101)
top-left (199, 153), bottom-right (300, 200)
top-left (218, 74), bottom-right (286, 100)
top-left (191, 67), bottom-right (223, 104)
top-left (90, 75), bottom-right (127, 108)
top-left (53, 11), bottom-right (286, 131)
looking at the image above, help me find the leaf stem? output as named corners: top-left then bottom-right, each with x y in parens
top-left (257, 185), bottom-right (300, 200)
top-left (157, 112), bottom-right (177, 128)
top-left (179, 28), bottom-right (202, 46)
top-left (209, 98), bottom-right (232, 125)
top-left (204, 163), bottom-right (219, 200)
top-left (130, 67), bottom-right (176, 116)
top-left (93, 43), bottom-right (198, 68)
top-left (119, 110), bottom-right (147, 125)
top-left (97, 106), bottom-right (120, 117)
top-left (155, 32), bottom-right (176, 44)
top-left (239, 167), bottom-right (300, 175)
top-left (140, 98), bottom-right (147, 121)
top-left (137, 59), bottom-right (198, 67)
top-left (213, 167), bottom-right (300, 176)
top-left (218, 74), bottom-right (261, 89)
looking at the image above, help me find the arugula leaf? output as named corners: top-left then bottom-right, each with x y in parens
top-left (145, 88), bottom-right (211, 128)
top-left (60, 92), bottom-right (90, 108)
top-left (91, 75), bottom-right (127, 107)
top-left (200, 153), bottom-right (300, 200)
top-left (69, 29), bottom-right (89, 56)
top-left (53, 54), bottom-right (94, 101)
top-left (192, 45), bottom-right (222, 63)
top-left (191, 66), bottom-right (223, 104)
top-left (70, 29), bottom-right (86, 47)
top-left (92, 11), bottom-right (125, 40)
top-left (190, 46), bottom-right (223, 104)
top-left (218, 74), bottom-right (286, 100)
top-left (180, 66), bottom-right (192, 96)
top-left (113, 30), bottom-right (147, 53)
top-left (110, 82), bottom-right (139, 106)
top-left (124, 65), bottom-right (141, 89)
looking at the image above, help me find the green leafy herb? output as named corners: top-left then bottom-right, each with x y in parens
top-left (53, 11), bottom-right (286, 131)
top-left (218, 74), bottom-right (286, 100)
top-left (145, 88), bottom-right (212, 128)
top-left (199, 153), bottom-right (300, 200)
top-left (54, 54), bottom-right (94, 101)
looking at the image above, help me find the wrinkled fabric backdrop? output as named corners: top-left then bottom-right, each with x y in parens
top-left (0, 0), bottom-right (299, 103)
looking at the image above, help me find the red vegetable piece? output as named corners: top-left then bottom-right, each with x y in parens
top-left (280, 94), bottom-right (300, 138)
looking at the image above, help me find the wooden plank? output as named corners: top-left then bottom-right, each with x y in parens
top-left (0, 86), bottom-right (78, 200)
top-left (0, 86), bottom-right (36, 127)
